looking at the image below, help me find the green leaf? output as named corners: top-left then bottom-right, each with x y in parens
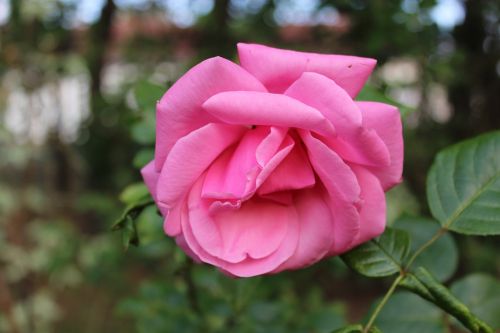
top-left (411, 267), bottom-right (493, 333)
top-left (395, 216), bottom-right (458, 281)
top-left (341, 228), bottom-right (411, 277)
top-left (356, 84), bottom-right (414, 117)
top-left (374, 292), bottom-right (444, 333)
top-left (134, 80), bottom-right (165, 110)
top-left (426, 131), bottom-right (500, 235)
top-left (122, 215), bottom-right (139, 251)
top-left (113, 184), bottom-right (155, 250)
top-left (450, 274), bottom-right (500, 329)
top-left (119, 182), bottom-right (150, 205)
top-left (112, 196), bottom-right (155, 231)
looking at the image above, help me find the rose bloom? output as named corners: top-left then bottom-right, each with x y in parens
top-left (142, 43), bottom-right (403, 277)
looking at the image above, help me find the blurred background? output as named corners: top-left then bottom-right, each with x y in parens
top-left (0, 0), bottom-right (499, 332)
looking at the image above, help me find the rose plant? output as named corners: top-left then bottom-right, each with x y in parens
top-left (115, 43), bottom-right (500, 333)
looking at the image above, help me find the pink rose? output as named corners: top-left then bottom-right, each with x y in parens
top-left (141, 43), bottom-right (403, 277)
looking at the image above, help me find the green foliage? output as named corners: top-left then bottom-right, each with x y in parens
top-left (341, 228), bottom-right (411, 277)
top-left (119, 182), bottom-right (150, 205)
top-left (117, 263), bottom-right (349, 333)
top-left (341, 132), bottom-right (500, 333)
top-left (121, 215), bottom-right (139, 250)
top-left (395, 217), bottom-right (458, 281)
top-left (450, 274), bottom-right (500, 330)
top-left (427, 131), bottom-right (500, 235)
top-left (374, 292), bottom-right (444, 333)
top-left (113, 183), bottom-right (155, 250)
top-left (404, 268), bottom-right (492, 333)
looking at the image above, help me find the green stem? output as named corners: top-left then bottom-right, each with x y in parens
top-left (405, 228), bottom-right (446, 269)
top-left (363, 274), bottom-right (404, 333)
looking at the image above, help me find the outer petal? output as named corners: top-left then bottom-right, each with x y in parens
top-left (188, 176), bottom-right (287, 263)
top-left (190, 199), bottom-right (290, 263)
top-left (156, 123), bottom-right (247, 209)
top-left (203, 91), bottom-right (336, 137)
top-left (300, 131), bottom-right (360, 202)
top-left (154, 56), bottom-right (267, 171)
top-left (299, 131), bottom-right (361, 253)
top-left (182, 202), bottom-right (300, 277)
top-left (237, 43), bottom-right (376, 97)
top-left (163, 202), bottom-right (183, 236)
top-left (181, 176), bottom-right (300, 277)
top-left (348, 165), bottom-right (386, 248)
top-left (141, 160), bottom-right (170, 219)
top-left (285, 72), bottom-right (362, 132)
top-left (275, 187), bottom-right (334, 271)
top-left (356, 101), bottom-right (404, 190)
top-left (285, 72), bottom-right (390, 167)
top-left (141, 160), bottom-right (160, 201)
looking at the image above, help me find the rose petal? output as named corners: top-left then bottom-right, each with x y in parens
top-left (258, 141), bottom-right (315, 195)
top-left (181, 176), bottom-right (300, 277)
top-left (356, 101), bottom-right (404, 190)
top-left (181, 206), bottom-right (299, 277)
top-left (300, 131), bottom-right (361, 252)
top-left (141, 161), bottom-right (171, 222)
top-left (285, 72), bottom-right (362, 131)
top-left (237, 43), bottom-right (376, 97)
top-left (202, 126), bottom-right (268, 201)
top-left (203, 91), bottom-right (336, 137)
top-left (141, 160), bottom-right (160, 201)
top-left (286, 72), bottom-right (390, 167)
top-left (327, 194), bottom-right (361, 255)
top-left (156, 123), bottom-right (247, 209)
top-left (325, 131), bottom-right (390, 167)
top-left (255, 133), bottom-right (295, 185)
top-left (190, 181), bottom-right (288, 263)
top-left (300, 131), bottom-right (360, 202)
top-left (163, 202), bottom-right (183, 236)
top-left (256, 127), bottom-right (288, 166)
top-left (349, 165), bottom-right (386, 248)
top-left (275, 187), bottom-right (334, 271)
top-left (155, 56), bottom-right (267, 171)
